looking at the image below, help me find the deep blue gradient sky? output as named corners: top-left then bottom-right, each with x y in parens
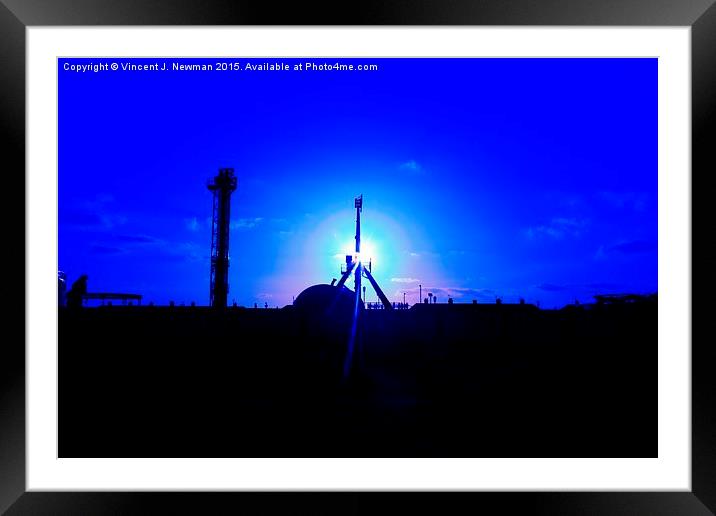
top-left (59, 58), bottom-right (657, 308)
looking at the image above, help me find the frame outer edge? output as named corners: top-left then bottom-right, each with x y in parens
top-left (1, 0), bottom-right (716, 26)
top-left (0, 1), bottom-right (27, 514)
top-left (692, 1), bottom-right (716, 514)
top-left (3, 0), bottom-right (715, 513)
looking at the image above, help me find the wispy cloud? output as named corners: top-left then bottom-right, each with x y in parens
top-left (172, 242), bottom-right (205, 263)
top-left (536, 283), bottom-right (569, 292)
top-left (87, 231), bottom-right (208, 264)
top-left (399, 160), bottom-right (424, 174)
top-left (184, 217), bottom-right (200, 232)
top-left (526, 217), bottom-right (589, 240)
top-left (439, 287), bottom-right (496, 300)
top-left (407, 250), bottom-right (440, 259)
top-left (230, 217), bottom-right (264, 230)
top-left (63, 194), bottom-right (127, 231)
top-left (114, 234), bottom-right (163, 244)
top-left (89, 232), bottom-right (165, 256)
top-left (595, 239), bottom-right (657, 260)
top-left (597, 191), bottom-right (649, 212)
top-left (535, 282), bottom-right (630, 295)
top-left (140, 240), bottom-right (206, 263)
top-left (89, 244), bottom-right (126, 255)
top-left (561, 195), bottom-right (583, 208)
top-left (391, 277), bottom-right (420, 284)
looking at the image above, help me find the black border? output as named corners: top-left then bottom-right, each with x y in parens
top-left (3, 1), bottom-right (715, 514)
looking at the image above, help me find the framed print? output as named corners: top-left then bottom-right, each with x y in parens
top-left (3, 1), bottom-right (715, 514)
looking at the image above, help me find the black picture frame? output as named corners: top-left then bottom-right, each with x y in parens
top-left (2, 1), bottom-right (714, 514)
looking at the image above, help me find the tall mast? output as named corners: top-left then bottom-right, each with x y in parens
top-left (354, 195), bottom-right (363, 302)
top-left (208, 168), bottom-right (237, 308)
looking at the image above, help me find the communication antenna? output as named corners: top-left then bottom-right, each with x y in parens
top-left (334, 195), bottom-right (392, 310)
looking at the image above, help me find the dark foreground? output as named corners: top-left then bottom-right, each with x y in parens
top-left (59, 301), bottom-right (656, 457)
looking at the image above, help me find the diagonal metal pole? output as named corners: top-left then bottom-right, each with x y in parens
top-left (363, 267), bottom-right (393, 310)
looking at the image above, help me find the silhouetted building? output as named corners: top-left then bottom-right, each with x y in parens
top-left (594, 293), bottom-right (656, 305)
top-left (66, 274), bottom-right (88, 309)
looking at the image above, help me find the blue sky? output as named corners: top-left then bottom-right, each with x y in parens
top-left (59, 58), bottom-right (657, 308)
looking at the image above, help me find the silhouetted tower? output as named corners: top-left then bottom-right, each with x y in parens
top-left (334, 195), bottom-right (392, 309)
top-left (354, 195), bottom-right (362, 301)
top-left (208, 168), bottom-right (237, 308)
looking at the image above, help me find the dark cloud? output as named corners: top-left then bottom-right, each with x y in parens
top-left (585, 282), bottom-right (620, 290)
top-left (62, 210), bottom-right (105, 227)
top-left (607, 240), bottom-right (657, 254)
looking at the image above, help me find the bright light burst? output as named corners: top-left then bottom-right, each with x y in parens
top-left (340, 239), bottom-right (379, 267)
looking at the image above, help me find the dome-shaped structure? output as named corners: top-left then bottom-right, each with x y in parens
top-left (294, 283), bottom-right (363, 346)
top-left (293, 284), bottom-right (363, 383)
top-left (294, 284), bottom-right (362, 321)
